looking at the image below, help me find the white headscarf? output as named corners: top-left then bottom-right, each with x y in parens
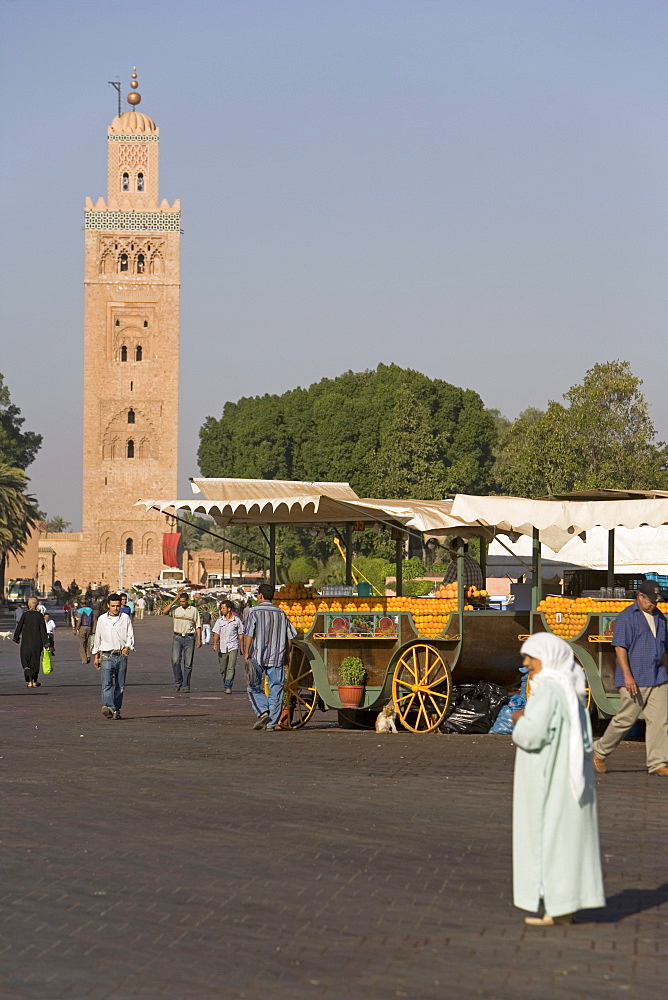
top-left (520, 632), bottom-right (588, 803)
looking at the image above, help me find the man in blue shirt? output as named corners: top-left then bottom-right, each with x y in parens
top-left (241, 583), bottom-right (297, 731)
top-left (594, 580), bottom-right (668, 776)
top-left (75, 602), bottom-right (96, 664)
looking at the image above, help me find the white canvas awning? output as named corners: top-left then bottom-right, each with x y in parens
top-left (137, 479), bottom-right (488, 536)
top-left (450, 494), bottom-right (668, 552)
top-left (189, 477), bottom-right (361, 504)
top-left (487, 526), bottom-right (668, 578)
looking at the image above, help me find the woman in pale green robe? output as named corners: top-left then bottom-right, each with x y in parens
top-left (512, 632), bottom-right (605, 925)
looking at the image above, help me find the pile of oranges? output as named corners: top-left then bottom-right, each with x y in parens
top-left (434, 582), bottom-right (489, 600)
top-left (276, 595), bottom-right (466, 638)
top-left (537, 594), bottom-right (668, 639)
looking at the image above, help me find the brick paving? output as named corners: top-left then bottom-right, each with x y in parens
top-left (0, 612), bottom-right (666, 999)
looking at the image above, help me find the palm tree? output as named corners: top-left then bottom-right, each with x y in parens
top-left (0, 463), bottom-right (40, 599)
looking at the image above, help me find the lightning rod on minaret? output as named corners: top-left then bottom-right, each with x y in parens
top-left (108, 79), bottom-right (122, 117)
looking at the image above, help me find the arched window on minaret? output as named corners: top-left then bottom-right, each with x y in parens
top-left (143, 319), bottom-right (148, 328)
top-left (120, 345), bottom-right (128, 362)
top-left (127, 408), bottom-right (135, 424)
top-left (119, 253), bottom-right (128, 272)
top-left (136, 253), bottom-right (145, 274)
top-left (121, 172), bottom-right (130, 191)
top-left (135, 345), bottom-right (143, 361)
top-left (126, 439), bottom-right (135, 459)
top-left (137, 172), bottom-right (144, 191)
top-left (125, 537), bottom-right (134, 555)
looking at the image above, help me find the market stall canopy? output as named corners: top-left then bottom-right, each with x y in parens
top-left (189, 477), bottom-right (360, 504)
top-left (539, 489), bottom-right (668, 501)
top-left (137, 478), bottom-right (484, 534)
top-left (487, 526), bottom-right (668, 578)
top-left (450, 493), bottom-right (668, 552)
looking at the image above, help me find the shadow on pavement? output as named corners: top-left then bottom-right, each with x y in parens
top-left (122, 713), bottom-right (212, 720)
top-left (581, 882), bottom-right (668, 923)
top-left (0, 691), bottom-right (51, 697)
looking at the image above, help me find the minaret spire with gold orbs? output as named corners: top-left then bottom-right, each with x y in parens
top-left (127, 67), bottom-right (141, 106)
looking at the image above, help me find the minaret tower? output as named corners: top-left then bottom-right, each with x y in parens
top-left (81, 69), bottom-right (180, 586)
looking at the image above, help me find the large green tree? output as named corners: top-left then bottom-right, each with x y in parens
top-left (0, 373), bottom-right (42, 470)
top-left (0, 463), bottom-right (40, 595)
top-left (494, 361), bottom-right (668, 496)
top-left (199, 364), bottom-right (497, 497)
top-left (0, 374), bottom-right (42, 595)
top-left (198, 364), bottom-right (498, 571)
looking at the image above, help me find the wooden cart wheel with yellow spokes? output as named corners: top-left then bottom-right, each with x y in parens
top-left (391, 643), bottom-right (452, 733)
top-left (278, 644), bottom-right (318, 730)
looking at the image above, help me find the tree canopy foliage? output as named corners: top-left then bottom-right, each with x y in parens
top-left (194, 359), bottom-right (667, 583)
top-left (0, 463), bottom-right (40, 594)
top-left (0, 373), bottom-right (42, 471)
top-left (494, 361), bottom-right (668, 496)
top-left (199, 364), bottom-right (497, 499)
top-left (0, 375), bottom-right (42, 594)
top-left (198, 364), bottom-right (498, 573)
top-left (45, 515), bottom-right (71, 533)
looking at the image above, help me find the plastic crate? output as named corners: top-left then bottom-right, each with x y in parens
top-left (645, 573), bottom-right (668, 590)
top-left (321, 585), bottom-right (354, 597)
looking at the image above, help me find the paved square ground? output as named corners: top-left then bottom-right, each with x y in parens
top-left (1, 614), bottom-right (666, 999)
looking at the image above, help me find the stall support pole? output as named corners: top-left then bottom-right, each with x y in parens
top-left (457, 537), bottom-right (465, 615)
top-left (345, 524), bottom-right (353, 588)
top-left (395, 536), bottom-right (403, 597)
top-left (607, 529), bottom-right (615, 591)
top-left (479, 537), bottom-right (487, 588)
top-left (269, 524), bottom-right (276, 588)
top-left (531, 528), bottom-right (542, 625)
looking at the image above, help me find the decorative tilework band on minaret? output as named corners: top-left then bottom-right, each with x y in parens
top-left (80, 69), bottom-right (180, 588)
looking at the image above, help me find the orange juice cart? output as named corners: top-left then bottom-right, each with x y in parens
top-left (139, 480), bottom-right (532, 732)
top-left (450, 490), bottom-right (668, 720)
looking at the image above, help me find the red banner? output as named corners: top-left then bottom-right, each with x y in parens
top-left (162, 532), bottom-right (181, 568)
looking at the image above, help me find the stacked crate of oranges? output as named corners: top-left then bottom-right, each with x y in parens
top-left (535, 595), bottom-right (668, 639)
top-left (275, 593), bottom-right (462, 637)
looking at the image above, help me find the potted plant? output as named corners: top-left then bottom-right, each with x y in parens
top-left (338, 656), bottom-right (366, 708)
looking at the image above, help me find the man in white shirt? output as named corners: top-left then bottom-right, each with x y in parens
top-left (44, 613), bottom-right (56, 655)
top-left (212, 600), bottom-right (245, 694)
top-left (92, 593), bottom-right (134, 720)
top-left (135, 595), bottom-right (146, 620)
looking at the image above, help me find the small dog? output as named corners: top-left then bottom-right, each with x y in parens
top-left (375, 702), bottom-right (398, 733)
top-left (0, 631), bottom-right (13, 640)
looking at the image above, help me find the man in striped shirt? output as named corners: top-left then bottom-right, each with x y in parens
top-left (241, 583), bottom-right (297, 731)
top-left (442, 538), bottom-right (484, 590)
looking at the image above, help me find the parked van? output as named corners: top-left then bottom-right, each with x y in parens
top-left (157, 569), bottom-right (187, 590)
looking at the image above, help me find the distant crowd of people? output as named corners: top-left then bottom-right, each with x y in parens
top-left (11, 584), bottom-right (296, 730)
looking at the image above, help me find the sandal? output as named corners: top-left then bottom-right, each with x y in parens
top-left (524, 913), bottom-right (574, 926)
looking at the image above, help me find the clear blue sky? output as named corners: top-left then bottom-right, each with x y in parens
top-left (2, 0), bottom-right (668, 526)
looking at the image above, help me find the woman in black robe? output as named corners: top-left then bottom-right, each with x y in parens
top-left (13, 597), bottom-right (48, 687)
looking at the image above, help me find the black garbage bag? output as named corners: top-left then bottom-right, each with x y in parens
top-left (440, 681), bottom-right (509, 734)
top-left (486, 682), bottom-right (510, 722)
